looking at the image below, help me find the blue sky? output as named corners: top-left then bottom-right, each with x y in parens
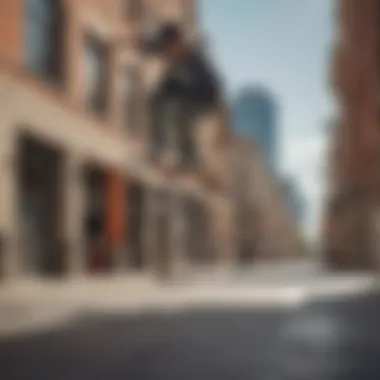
top-left (200, 0), bottom-right (335, 239)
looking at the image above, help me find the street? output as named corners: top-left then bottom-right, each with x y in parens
top-left (0, 306), bottom-right (287, 380)
top-left (2, 289), bottom-right (380, 380)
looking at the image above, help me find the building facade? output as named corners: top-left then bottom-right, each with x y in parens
top-left (0, 0), bottom-right (235, 281)
top-left (325, 0), bottom-right (380, 269)
top-left (280, 176), bottom-right (305, 228)
top-left (232, 86), bottom-right (278, 173)
top-left (229, 137), bottom-right (301, 263)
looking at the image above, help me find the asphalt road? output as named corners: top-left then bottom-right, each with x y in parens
top-left (0, 306), bottom-right (287, 380)
top-left (1, 291), bottom-right (380, 380)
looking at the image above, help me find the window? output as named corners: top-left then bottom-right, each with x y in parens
top-left (84, 36), bottom-right (110, 117)
top-left (143, 8), bottom-right (158, 34)
top-left (122, 67), bottom-right (141, 134)
top-left (123, 0), bottom-right (142, 20)
top-left (140, 9), bottom-right (159, 54)
top-left (25, 0), bottom-right (65, 83)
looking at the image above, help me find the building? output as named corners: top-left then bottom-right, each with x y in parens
top-left (229, 137), bottom-right (301, 263)
top-left (280, 176), bottom-right (305, 227)
top-left (232, 86), bottom-right (278, 173)
top-left (325, 0), bottom-right (380, 269)
top-left (0, 0), bottom-right (236, 281)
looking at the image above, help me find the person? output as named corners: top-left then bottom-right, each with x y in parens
top-left (144, 23), bottom-right (223, 174)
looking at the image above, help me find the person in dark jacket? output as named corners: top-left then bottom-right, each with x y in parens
top-left (145, 23), bottom-right (223, 172)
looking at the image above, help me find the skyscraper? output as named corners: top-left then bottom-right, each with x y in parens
top-left (232, 87), bottom-right (278, 172)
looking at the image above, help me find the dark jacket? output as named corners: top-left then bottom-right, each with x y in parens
top-left (160, 49), bottom-right (222, 111)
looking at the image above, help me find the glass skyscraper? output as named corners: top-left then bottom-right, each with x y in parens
top-left (232, 87), bottom-right (278, 172)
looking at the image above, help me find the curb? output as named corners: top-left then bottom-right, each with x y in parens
top-left (82, 286), bottom-right (306, 316)
top-left (0, 304), bottom-right (80, 340)
top-left (0, 276), bottom-right (379, 339)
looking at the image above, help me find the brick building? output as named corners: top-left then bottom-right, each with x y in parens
top-left (325, 0), bottom-right (380, 269)
top-left (0, 0), bottom-right (235, 280)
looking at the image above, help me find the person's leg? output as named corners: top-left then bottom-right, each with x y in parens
top-left (149, 91), bottom-right (167, 162)
top-left (178, 102), bottom-right (198, 171)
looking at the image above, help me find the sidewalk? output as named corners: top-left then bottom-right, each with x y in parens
top-left (0, 271), bottom-right (379, 339)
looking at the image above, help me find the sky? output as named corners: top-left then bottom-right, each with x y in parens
top-left (199, 0), bottom-right (335, 240)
